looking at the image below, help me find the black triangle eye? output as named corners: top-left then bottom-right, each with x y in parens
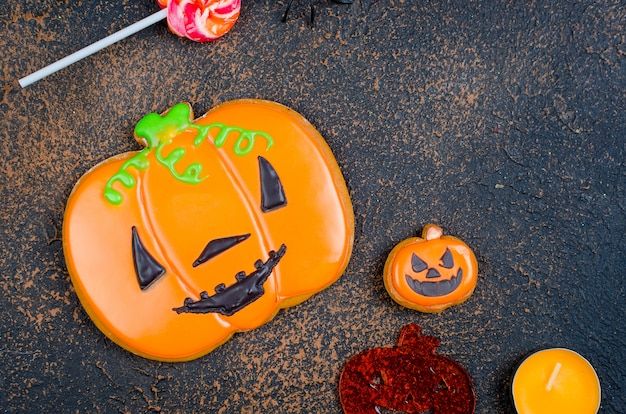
top-left (193, 233), bottom-right (251, 267)
top-left (440, 248), bottom-right (454, 269)
top-left (258, 156), bottom-right (287, 212)
top-left (411, 253), bottom-right (428, 273)
top-left (132, 227), bottom-right (166, 290)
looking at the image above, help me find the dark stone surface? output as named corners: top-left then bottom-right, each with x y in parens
top-left (1, 0), bottom-right (624, 412)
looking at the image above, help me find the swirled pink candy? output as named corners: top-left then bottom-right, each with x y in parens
top-left (157, 0), bottom-right (241, 42)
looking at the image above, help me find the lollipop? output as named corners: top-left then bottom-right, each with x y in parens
top-left (158, 0), bottom-right (241, 42)
top-left (19, 0), bottom-right (241, 87)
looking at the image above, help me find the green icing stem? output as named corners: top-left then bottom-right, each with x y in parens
top-left (103, 104), bottom-right (274, 205)
top-left (104, 149), bottom-right (151, 204)
top-left (155, 142), bottom-right (205, 184)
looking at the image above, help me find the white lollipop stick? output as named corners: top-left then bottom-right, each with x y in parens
top-left (19, 8), bottom-right (167, 88)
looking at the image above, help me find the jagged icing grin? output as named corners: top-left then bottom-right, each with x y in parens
top-left (404, 248), bottom-right (463, 297)
top-left (174, 243), bottom-right (287, 316)
top-left (130, 155), bottom-right (289, 316)
top-left (405, 268), bottom-right (463, 297)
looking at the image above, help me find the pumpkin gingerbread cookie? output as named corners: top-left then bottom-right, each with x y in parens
top-left (384, 224), bottom-right (478, 313)
top-left (63, 100), bottom-right (354, 361)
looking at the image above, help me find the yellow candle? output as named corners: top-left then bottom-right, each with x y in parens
top-left (512, 348), bottom-right (601, 414)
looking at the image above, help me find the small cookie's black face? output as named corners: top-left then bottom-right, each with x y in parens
top-left (130, 156), bottom-right (288, 316)
top-left (405, 248), bottom-right (463, 297)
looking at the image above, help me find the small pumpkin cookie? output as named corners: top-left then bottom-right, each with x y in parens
top-left (384, 224), bottom-right (478, 313)
top-left (63, 100), bottom-right (354, 361)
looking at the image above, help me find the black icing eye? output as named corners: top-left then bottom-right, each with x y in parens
top-left (258, 156), bottom-right (287, 212)
top-left (440, 248), bottom-right (454, 269)
top-left (411, 253), bottom-right (428, 273)
top-left (132, 227), bottom-right (166, 290)
top-left (193, 233), bottom-right (251, 267)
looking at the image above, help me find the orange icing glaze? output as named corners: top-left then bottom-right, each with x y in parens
top-left (383, 224), bottom-right (478, 313)
top-left (63, 100), bottom-right (354, 361)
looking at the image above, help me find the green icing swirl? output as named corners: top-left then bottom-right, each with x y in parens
top-left (210, 123), bottom-right (274, 155)
top-left (104, 150), bottom-right (151, 204)
top-left (103, 103), bottom-right (274, 205)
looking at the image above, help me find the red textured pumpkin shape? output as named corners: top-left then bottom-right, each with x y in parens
top-left (63, 100), bottom-right (354, 361)
top-left (339, 324), bottom-right (476, 414)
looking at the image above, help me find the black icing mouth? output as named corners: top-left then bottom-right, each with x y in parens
top-left (173, 244), bottom-right (287, 316)
top-left (405, 268), bottom-right (463, 297)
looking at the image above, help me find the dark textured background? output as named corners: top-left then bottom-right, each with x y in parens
top-left (2, 0), bottom-right (624, 412)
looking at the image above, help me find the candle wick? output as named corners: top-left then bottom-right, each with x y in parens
top-left (546, 362), bottom-right (562, 391)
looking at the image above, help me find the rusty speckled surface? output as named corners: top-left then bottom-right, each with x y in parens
top-left (1, 0), bottom-right (625, 412)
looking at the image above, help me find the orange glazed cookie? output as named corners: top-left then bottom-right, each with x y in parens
top-left (63, 100), bottom-right (354, 361)
top-left (383, 224), bottom-right (478, 313)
